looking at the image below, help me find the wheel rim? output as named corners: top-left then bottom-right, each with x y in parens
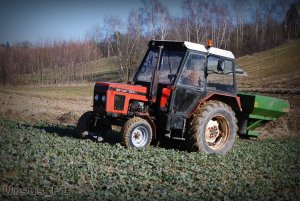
top-left (131, 126), bottom-right (149, 148)
top-left (204, 115), bottom-right (230, 150)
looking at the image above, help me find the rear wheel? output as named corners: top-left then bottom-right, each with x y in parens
top-left (185, 101), bottom-right (238, 155)
top-left (122, 117), bottom-right (152, 149)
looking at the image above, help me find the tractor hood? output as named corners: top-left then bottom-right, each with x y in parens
top-left (93, 82), bottom-right (149, 115)
top-left (95, 82), bottom-right (148, 96)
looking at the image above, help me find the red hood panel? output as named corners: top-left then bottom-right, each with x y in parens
top-left (95, 82), bottom-right (148, 94)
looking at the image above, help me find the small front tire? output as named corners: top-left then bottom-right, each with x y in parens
top-left (122, 117), bottom-right (152, 149)
top-left (76, 111), bottom-right (95, 139)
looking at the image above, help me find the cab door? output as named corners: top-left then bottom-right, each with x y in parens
top-left (170, 52), bottom-right (206, 116)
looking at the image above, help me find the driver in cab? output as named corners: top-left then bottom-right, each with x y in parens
top-left (178, 56), bottom-right (204, 87)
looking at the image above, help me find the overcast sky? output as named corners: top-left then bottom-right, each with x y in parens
top-left (0, 0), bottom-right (181, 44)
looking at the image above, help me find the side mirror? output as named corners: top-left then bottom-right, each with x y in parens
top-left (235, 68), bottom-right (247, 76)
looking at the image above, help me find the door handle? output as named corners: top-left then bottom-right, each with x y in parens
top-left (196, 89), bottom-right (201, 93)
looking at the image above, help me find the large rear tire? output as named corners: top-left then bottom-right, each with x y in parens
top-left (122, 117), bottom-right (152, 149)
top-left (185, 101), bottom-right (238, 155)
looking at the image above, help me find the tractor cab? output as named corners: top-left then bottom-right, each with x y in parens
top-left (80, 40), bottom-right (242, 154)
top-left (133, 40), bottom-right (238, 118)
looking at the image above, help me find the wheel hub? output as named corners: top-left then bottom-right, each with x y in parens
top-left (131, 126), bottom-right (148, 147)
top-left (204, 115), bottom-right (230, 150)
top-left (205, 120), bottom-right (220, 143)
top-left (133, 131), bottom-right (141, 141)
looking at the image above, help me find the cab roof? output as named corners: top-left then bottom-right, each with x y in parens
top-left (208, 47), bottom-right (235, 59)
top-left (149, 40), bottom-right (235, 59)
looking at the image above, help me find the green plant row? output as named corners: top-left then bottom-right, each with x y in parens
top-left (0, 119), bottom-right (299, 200)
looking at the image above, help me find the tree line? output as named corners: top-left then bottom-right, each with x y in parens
top-left (0, 41), bottom-right (103, 85)
top-left (1, 0), bottom-right (299, 85)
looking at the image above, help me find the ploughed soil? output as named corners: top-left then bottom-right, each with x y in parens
top-left (0, 91), bottom-right (91, 125)
top-left (0, 90), bottom-right (299, 140)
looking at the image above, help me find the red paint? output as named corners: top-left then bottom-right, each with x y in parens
top-left (160, 87), bottom-right (171, 109)
top-left (95, 82), bottom-right (148, 95)
top-left (95, 82), bottom-right (149, 115)
top-left (106, 90), bottom-right (148, 115)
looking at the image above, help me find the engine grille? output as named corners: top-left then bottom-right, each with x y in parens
top-left (114, 95), bottom-right (125, 111)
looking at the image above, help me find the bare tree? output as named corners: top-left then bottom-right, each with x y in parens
top-left (209, 1), bottom-right (232, 48)
top-left (86, 25), bottom-right (103, 44)
top-left (182, 0), bottom-right (209, 43)
top-left (140, 0), bottom-right (171, 40)
top-left (103, 12), bottom-right (145, 81)
top-left (234, 0), bottom-right (246, 55)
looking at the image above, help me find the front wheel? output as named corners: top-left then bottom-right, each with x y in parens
top-left (76, 111), bottom-right (95, 139)
top-left (122, 117), bottom-right (152, 149)
top-left (76, 112), bottom-right (111, 141)
top-left (185, 101), bottom-right (238, 155)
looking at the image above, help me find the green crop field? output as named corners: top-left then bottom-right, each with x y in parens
top-left (0, 119), bottom-right (299, 200)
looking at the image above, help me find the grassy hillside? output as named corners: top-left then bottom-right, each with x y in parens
top-left (0, 120), bottom-right (299, 200)
top-left (236, 40), bottom-right (300, 92)
top-left (75, 56), bottom-right (119, 82)
top-left (0, 57), bottom-right (118, 99)
top-left (21, 57), bottom-right (120, 85)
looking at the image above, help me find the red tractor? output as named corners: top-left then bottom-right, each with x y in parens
top-left (76, 40), bottom-right (289, 155)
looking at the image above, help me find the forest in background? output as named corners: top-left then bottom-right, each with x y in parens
top-left (1, 0), bottom-right (300, 86)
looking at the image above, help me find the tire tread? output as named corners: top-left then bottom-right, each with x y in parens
top-left (121, 117), bottom-right (152, 148)
top-left (185, 100), bottom-right (238, 154)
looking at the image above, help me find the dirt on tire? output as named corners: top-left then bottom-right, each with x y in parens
top-left (185, 100), bottom-right (238, 155)
top-left (121, 117), bottom-right (152, 148)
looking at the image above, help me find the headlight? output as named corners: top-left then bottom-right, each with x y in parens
top-left (101, 95), bottom-right (106, 103)
top-left (94, 94), bottom-right (99, 102)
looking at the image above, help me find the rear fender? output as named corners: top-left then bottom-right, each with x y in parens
top-left (188, 92), bottom-right (242, 118)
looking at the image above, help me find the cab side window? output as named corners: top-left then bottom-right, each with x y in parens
top-left (178, 53), bottom-right (205, 87)
top-left (207, 56), bottom-right (234, 92)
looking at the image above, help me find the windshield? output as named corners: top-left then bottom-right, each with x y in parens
top-left (135, 49), bottom-right (185, 84)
